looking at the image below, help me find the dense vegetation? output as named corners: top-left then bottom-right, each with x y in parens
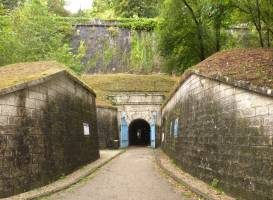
top-left (0, 0), bottom-right (272, 74)
top-left (0, 0), bottom-right (85, 73)
top-left (90, 0), bottom-right (162, 18)
top-left (158, 0), bottom-right (273, 73)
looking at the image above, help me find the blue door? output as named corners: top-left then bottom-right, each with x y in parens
top-left (120, 112), bottom-right (128, 148)
top-left (150, 112), bottom-right (157, 148)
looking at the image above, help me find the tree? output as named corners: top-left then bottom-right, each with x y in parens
top-left (181, 0), bottom-right (207, 60)
top-left (232, 0), bottom-right (273, 47)
top-left (260, 0), bottom-right (273, 47)
top-left (158, 0), bottom-right (218, 73)
top-left (47, 0), bottom-right (69, 16)
top-left (232, 0), bottom-right (264, 47)
top-left (90, 0), bottom-right (115, 18)
top-left (0, 0), bottom-right (85, 73)
top-left (158, 0), bottom-right (204, 73)
top-left (205, 0), bottom-right (233, 51)
top-left (90, 0), bottom-right (162, 18)
top-left (113, 0), bottom-right (161, 18)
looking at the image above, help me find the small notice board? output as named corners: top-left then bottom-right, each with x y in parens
top-left (83, 123), bottom-right (90, 136)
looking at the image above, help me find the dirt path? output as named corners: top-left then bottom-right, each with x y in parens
top-left (46, 147), bottom-right (189, 200)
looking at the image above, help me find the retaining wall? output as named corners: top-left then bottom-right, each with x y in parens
top-left (72, 20), bottom-right (159, 73)
top-left (96, 106), bottom-right (119, 149)
top-left (0, 73), bottom-right (99, 198)
top-left (161, 74), bottom-right (273, 200)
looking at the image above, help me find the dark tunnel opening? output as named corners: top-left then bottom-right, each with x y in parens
top-left (129, 119), bottom-right (151, 146)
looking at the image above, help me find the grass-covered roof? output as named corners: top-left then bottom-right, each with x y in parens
top-left (82, 74), bottom-right (179, 106)
top-left (0, 61), bottom-right (65, 91)
top-left (194, 48), bottom-right (273, 89)
top-left (163, 48), bottom-right (273, 109)
top-left (0, 61), bottom-right (96, 96)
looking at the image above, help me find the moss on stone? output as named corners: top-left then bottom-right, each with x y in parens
top-left (0, 61), bottom-right (97, 97)
top-left (194, 48), bottom-right (273, 89)
top-left (0, 61), bottom-right (65, 91)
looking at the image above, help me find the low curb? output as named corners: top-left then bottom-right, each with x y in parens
top-left (154, 150), bottom-right (216, 200)
top-left (4, 150), bottom-right (125, 200)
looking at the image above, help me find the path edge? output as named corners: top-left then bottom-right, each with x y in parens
top-left (154, 149), bottom-right (218, 200)
top-left (4, 150), bottom-right (125, 200)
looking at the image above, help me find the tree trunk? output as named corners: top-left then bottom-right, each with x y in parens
top-left (215, 18), bottom-right (221, 52)
top-left (257, 28), bottom-right (264, 47)
top-left (182, 0), bottom-right (205, 61)
top-left (267, 29), bottom-right (271, 47)
top-left (256, 0), bottom-right (264, 47)
top-left (197, 25), bottom-right (205, 60)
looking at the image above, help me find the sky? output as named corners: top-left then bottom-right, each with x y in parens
top-left (65, 0), bottom-right (93, 13)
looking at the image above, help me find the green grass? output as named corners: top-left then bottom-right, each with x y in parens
top-left (0, 61), bottom-right (65, 91)
top-left (82, 73), bottom-right (179, 106)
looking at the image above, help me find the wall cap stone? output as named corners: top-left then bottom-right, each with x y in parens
top-left (161, 70), bottom-right (273, 110)
top-left (97, 104), bottom-right (118, 110)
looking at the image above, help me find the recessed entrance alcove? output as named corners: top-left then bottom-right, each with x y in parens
top-left (129, 119), bottom-right (151, 146)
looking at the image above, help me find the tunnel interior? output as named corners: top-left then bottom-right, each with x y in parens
top-left (129, 119), bottom-right (151, 146)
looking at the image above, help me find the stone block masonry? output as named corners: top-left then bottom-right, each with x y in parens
top-left (0, 73), bottom-right (99, 198)
top-left (72, 20), bottom-right (159, 74)
top-left (161, 74), bottom-right (273, 200)
top-left (96, 106), bottom-right (119, 149)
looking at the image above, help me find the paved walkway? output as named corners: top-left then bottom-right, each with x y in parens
top-left (47, 148), bottom-right (188, 200)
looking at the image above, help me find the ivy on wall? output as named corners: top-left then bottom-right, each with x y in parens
top-left (79, 20), bottom-right (160, 74)
top-left (130, 30), bottom-right (157, 72)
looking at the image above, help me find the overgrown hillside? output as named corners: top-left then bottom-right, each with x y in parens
top-left (82, 74), bottom-right (179, 106)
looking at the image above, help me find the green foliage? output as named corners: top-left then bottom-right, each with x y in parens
top-left (90, 0), bottom-right (116, 18)
top-left (84, 27), bottom-right (159, 73)
top-left (47, 0), bottom-right (69, 16)
top-left (232, 0), bottom-right (273, 47)
top-left (113, 0), bottom-right (161, 18)
top-left (91, 0), bottom-right (162, 18)
top-left (101, 40), bottom-right (117, 69)
top-left (0, 0), bottom-right (86, 73)
top-left (211, 178), bottom-right (220, 188)
top-left (86, 38), bottom-right (118, 72)
top-left (130, 31), bottom-right (157, 72)
top-left (116, 18), bottom-right (157, 31)
top-left (157, 0), bottom-right (216, 73)
top-left (158, 0), bottom-right (273, 74)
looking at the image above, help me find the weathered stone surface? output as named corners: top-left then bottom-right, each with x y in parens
top-left (72, 21), bottom-right (158, 74)
top-left (96, 106), bottom-right (119, 149)
top-left (109, 92), bottom-right (163, 145)
top-left (161, 74), bottom-right (273, 200)
top-left (0, 73), bottom-right (99, 198)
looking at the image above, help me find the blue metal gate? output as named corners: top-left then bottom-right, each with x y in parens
top-left (120, 112), bottom-right (128, 148)
top-left (150, 112), bottom-right (157, 148)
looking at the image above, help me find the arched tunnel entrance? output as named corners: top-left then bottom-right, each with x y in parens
top-left (129, 119), bottom-right (151, 146)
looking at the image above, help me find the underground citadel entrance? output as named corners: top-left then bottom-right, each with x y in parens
top-left (129, 119), bottom-right (151, 146)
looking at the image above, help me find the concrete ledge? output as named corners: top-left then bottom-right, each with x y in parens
top-left (2, 150), bottom-right (125, 200)
top-left (154, 149), bottom-right (235, 200)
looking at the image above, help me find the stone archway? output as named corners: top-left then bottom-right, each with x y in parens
top-left (128, 119), bottom-right (151, 146)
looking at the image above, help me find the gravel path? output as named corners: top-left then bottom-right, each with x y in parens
top-left (47, 147), bottom-right (188, 200)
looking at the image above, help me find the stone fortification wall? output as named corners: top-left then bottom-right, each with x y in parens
top-left (161, 74), bottom-right (273, 200)
top-left (0, 73), bottom-right (99, 198)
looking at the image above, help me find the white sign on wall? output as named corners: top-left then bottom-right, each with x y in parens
top-left (83, 123), bottom-right (90, 136)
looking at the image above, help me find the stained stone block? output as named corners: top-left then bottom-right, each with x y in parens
top-left (0, 73), bottom-right (99, 198)
top-left (161, 74), bottom-right (273, 200)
